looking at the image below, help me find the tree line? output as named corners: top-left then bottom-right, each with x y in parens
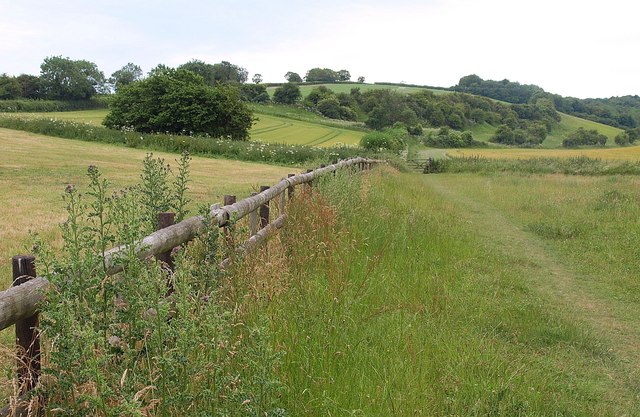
top-left (270, 82), bottom-right (561, 146)
top-left (452, 74), bottom-right (640, 130)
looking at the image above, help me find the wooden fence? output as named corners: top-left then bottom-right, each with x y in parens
top-left (0, 156), bottom-right (379, 415)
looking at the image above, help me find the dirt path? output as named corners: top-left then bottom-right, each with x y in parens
top-left (422, 175), bottom-right (640, 403)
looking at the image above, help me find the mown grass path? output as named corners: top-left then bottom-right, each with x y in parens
top-left (422, 174), bottom-right (640, 411)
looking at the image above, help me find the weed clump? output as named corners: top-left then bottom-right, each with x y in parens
top-left (24, 155), bottom-right (285, 416)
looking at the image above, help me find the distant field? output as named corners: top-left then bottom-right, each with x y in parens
top-left (252, 113), bottom-right (362, 146)
top-left (267, 82), bottom-right (448, 97)
top-left (446, 145), bottom-right (640, 160)
top-left (9, 108), bottom-right (364, 147)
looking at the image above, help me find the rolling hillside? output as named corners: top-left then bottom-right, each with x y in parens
top-left (4, 83), bottom-right (628, 150)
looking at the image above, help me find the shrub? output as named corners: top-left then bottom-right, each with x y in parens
top-left (32, 161), bottom-right (286, 415)
top-left (103, 68), bottom-right (253, 140)
top-left (424, 127), bottom-right (485, 148)
top-left (562, 127), bottom-right (607, 148)
top-left (359, 127), bottom-right (406, 152)
top-left (273, 83), bottom-right (301, 105)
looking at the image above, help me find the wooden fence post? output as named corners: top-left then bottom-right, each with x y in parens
top-left (259, 186), bottom-right (270, 229)
top-left (249, 192), bottom-right (258, 237)
top-left (223, 195), bottom-right (236, 246)
top-left (12, 255), bottom-right (40, 394)
top-left (306, 169), bottom-right (313, 191)
top-left (156, 212), bottom-right (176, 272)
top-left (287, 173), bottom-right (295, 199)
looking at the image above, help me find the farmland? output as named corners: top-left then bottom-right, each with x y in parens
top-left (0, 128), bottom-right (293, 290)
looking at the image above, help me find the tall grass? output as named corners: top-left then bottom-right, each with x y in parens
top-left (233, 167), bottom-right (636, 416)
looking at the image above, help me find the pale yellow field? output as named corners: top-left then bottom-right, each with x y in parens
top-left (447, 145), bottom-right (640, 161)
top-left (0, 128), bottom-right (295, 291)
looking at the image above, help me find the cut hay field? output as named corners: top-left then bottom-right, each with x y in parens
top-left (0, 128), bottom-right (294, 291)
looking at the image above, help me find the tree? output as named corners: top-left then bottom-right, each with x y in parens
top-left (0, 74), bottom-right (21, 99)
top-left (251, 73), bottom-right (263, 84)
top-left (211, 61), bottom-right (248, 84)
top-left (178, 60), bottom-right (216, 85)
top-left (357, 76), bottom-right (365, 83)
top-left (305, 68), bottom-right (339, 83)
top-left (40, 56), bottom-right (106, 100)
top-left (240, 83), bottom-right (270, 103)
top-left (273, 83), bottom-right (301, 105)
top-left (284, 71), bottom-right (302, 83)
top-left (337, 69), bottom-right (351, 82)
top-left (109, 63), bottom-right (143, 92)
top-left (16, 74), bottom-right (42, 99)
top-left (103, 68), bottom-right (253, 140)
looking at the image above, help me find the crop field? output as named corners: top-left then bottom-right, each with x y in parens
top-left (252, 113), bottom-right (362, 146)
top-left (0, 128), bottom-right (294, 291)
top-left (8, 108), bottom-right (365, 147)
top-left (446, 145), bottom-right (640, 160)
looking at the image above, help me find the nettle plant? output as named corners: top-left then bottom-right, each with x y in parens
top-left (31, 152), bottom-right (285, 417)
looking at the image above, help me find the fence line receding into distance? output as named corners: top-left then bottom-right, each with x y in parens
top-left (0, 156), bottom-right (379, 414)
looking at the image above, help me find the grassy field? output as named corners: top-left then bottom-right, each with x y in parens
top-left (0, 128), bottom-right (294, 292)
top-left (252, 113), bottom-right (362, 146)
top-left (446, 145), bottom-right (640, 160)
top-left (241, 168), bottom-right (640, 415)
top-left (9, 108), bottom-right (366, 147)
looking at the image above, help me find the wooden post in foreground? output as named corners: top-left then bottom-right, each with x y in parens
top-left (12, 255), bottom-right (40, 394)
top-left (287, 173), bottom-right (295, 199)
top-left (223, 195), bottom-right (237, 247)
top-left (157, 212), bottom-right (176, 271)
top-left (249, 192), bottom-right (258, 237)
top-left (306, 169), bottom-right (313, 191)
top-left (259, 186), bottom-right (270, 229)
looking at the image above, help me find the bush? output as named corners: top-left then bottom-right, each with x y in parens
top-left (32, 161), bottom-right (286, 415)
top-left (273, 83), bottom-right (301, 105)
top-left (562, 127), bottom-right (607, 148)
top-left (0, 97), bottom-right (109, 112)
top-left (103, 68), bottom-right (253, 140)
top-left (359, 127), bottom-right (406, 152)
top-left (424, 127), bottom-right (485, 148)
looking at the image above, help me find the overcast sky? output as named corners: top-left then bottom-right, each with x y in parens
top-left (1, 0), bottom-right (638, 99)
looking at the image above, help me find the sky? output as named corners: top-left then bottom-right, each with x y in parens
top-left (1, 0), bottom-right (639, 99)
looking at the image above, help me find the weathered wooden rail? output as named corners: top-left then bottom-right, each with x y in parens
top-left (0, 156), bottom-right (379, 415)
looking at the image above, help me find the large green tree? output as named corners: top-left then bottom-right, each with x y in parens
top-left (109, 63), bottom-right (143, 92)
top-left (40, 56), bottom-right (106, 100)
top-left (284, 71), bottom-right (302, 83)
top-left (103, 69), bottom-right (253, 140)
top-left (304, 68), bottom-right (339, 83)
top-left (273, 83), bottom-right (301, 105)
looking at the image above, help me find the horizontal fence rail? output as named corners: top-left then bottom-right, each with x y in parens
top-left (0, 156), bottom-right (380, 413)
